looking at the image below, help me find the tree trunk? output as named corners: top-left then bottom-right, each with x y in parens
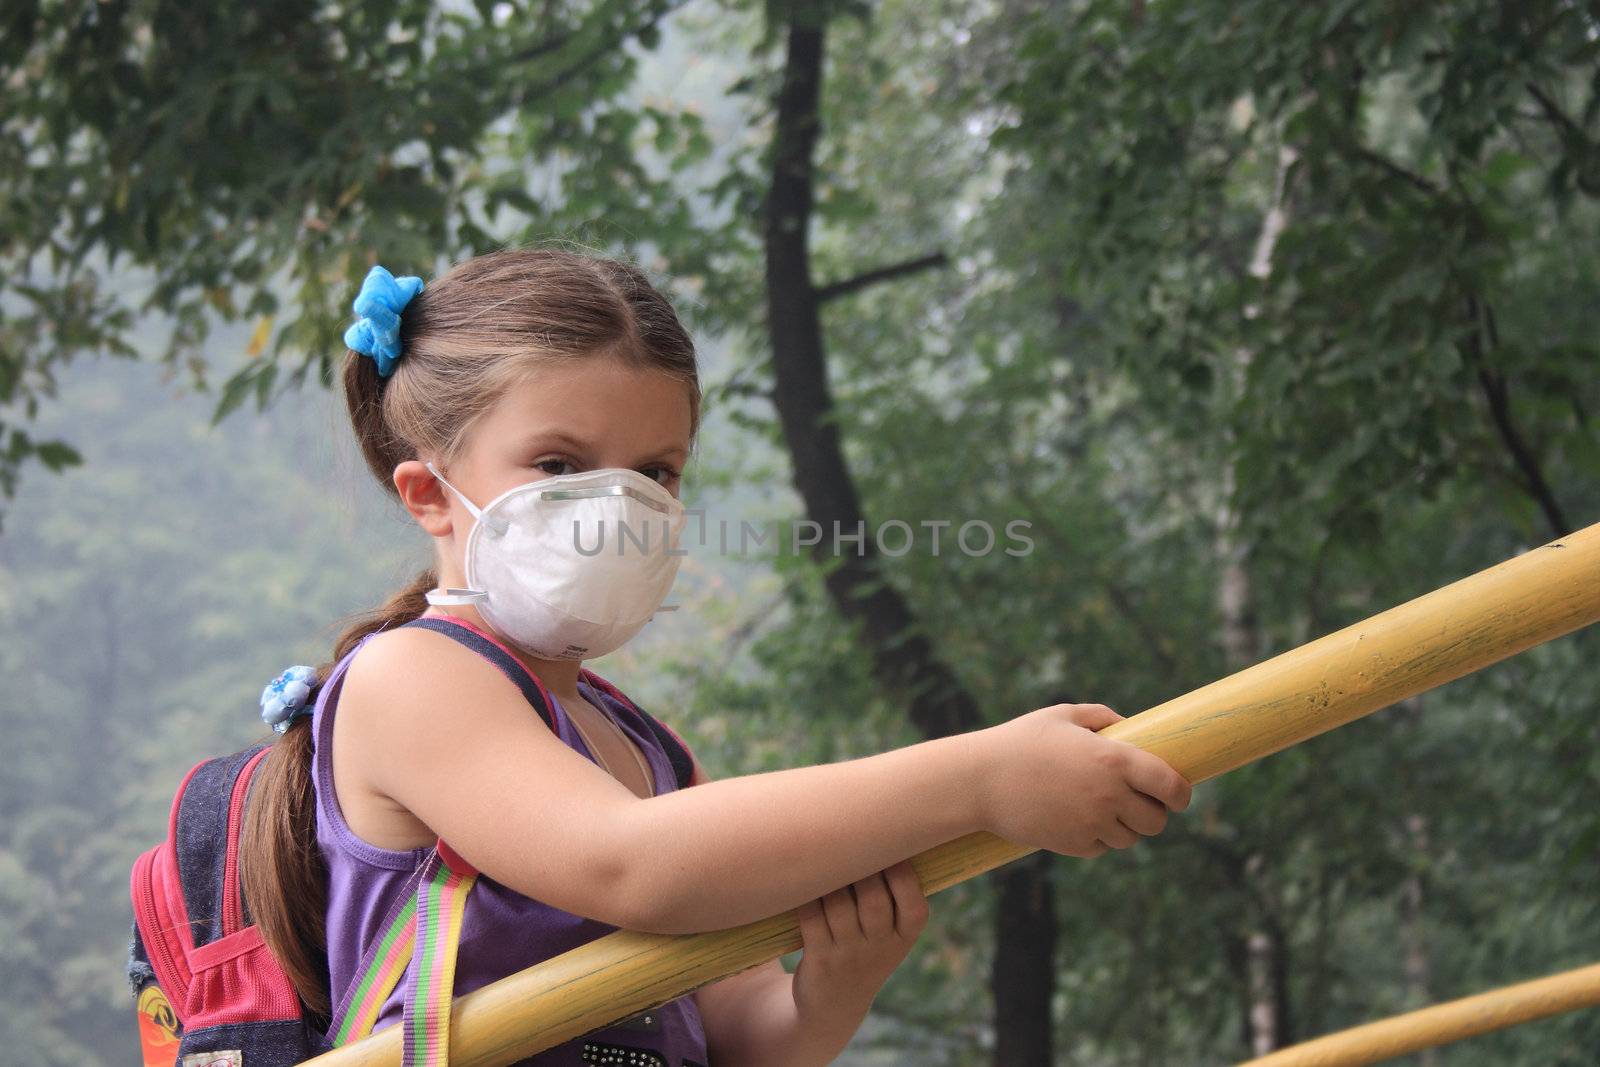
top-left (990, 851), bottom-right (1059, 1063)
top-left (1222, 143), bottom-right (1299, 1055)
top-left (1400, 810), bottom-right (1437, 1067)
top-left (1246, 929), bottom-right (1277, 1056)
top-left (762, 13), bottom-right (1057, 1062)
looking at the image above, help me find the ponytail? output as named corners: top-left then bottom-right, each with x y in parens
top-left (239, 567), bottom-right (437, 1017)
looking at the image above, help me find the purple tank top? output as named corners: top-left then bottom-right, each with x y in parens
top-left (311, 621), bottom-right (708, 1066)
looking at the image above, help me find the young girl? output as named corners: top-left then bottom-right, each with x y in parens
top-left (240, 247), bottom-right (1192, 1066)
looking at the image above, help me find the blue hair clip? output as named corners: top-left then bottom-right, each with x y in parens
top-left (260, 665), bottom-right (319, 734)
top-left (343, 264), bottom-right (425, 377)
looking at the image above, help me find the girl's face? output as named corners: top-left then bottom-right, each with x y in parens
top-left (401, 355), bottom-right (693, 560)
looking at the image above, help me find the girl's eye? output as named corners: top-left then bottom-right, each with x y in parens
top-left (533, 457), bottom-right (577, 477)
top-left (639, 466), bottom-right (680, 487)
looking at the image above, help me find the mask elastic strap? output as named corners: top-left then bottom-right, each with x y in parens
top-left (426, 461), bottom-right (509, 536)
top-left (425, 587), bottom-right (487, 606)
top-left (426, 461), bottom-right (482, 520)
top-left (423, 461), bottom-right (492, 607)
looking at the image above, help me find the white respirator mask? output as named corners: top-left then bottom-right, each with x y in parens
top-left (423, 461), bottom-right (687, 661)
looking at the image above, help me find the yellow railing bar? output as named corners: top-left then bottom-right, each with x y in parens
top-left (1238, 961), bottom-right (1600, 1066)
top-left (309, 521), bottom-right (1600, 1066)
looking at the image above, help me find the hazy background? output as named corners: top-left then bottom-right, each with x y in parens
top-left (3, 1), bottom-right (1598, 1064)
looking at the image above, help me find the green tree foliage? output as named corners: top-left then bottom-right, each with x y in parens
top-left (0, 357), bottom-right (422, 1063)
top-left (669, 0), bottom-right (1600, 1059)
top-left (990, 0), bottom-right (1600, 550)
top-left (0, 0), bottom-right (718, 518)
top-left (3, 0), bottom-right (1600, 1063)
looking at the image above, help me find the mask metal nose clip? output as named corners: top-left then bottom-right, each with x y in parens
top-left (538, 482), bottom-right (678, 514)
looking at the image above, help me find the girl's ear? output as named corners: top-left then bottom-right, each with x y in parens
top-left (394, 459), bottom-right (454, 538)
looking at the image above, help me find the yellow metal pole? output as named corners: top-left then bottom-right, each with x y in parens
top-left (308, 521), bottom-right (1600, 1067)
top-left (1237, 962), bottom-right (1600, 1066)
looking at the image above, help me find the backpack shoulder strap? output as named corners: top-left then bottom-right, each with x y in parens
top-left (399, 616), bottom-right (557, 733)
top-left (223, 743), bottom-right (272, 932)
top-left (174, 743), bottom-right (272, 948)
top-left (129, 741), bottom-right (274, 1028)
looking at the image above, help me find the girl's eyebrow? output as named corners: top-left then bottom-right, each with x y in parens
top-left (522, 429), bottom-right (594, 454)
top-left (522, 429), bottom-right (688, 464)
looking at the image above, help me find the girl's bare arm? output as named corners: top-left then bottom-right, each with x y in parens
top-left (343, 627), bottom-right (1189, 937)
top-left (613, 729), bottom-right (981, 934)
top-left (340, 627), bottom-right (988, 935)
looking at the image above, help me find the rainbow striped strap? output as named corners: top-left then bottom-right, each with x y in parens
top-left (326, 841), bottom-right (479, 1057)
top-left (328, 880), bottom-right (420, 1046)
top-left (401, 841), bottom-right (479, 1066)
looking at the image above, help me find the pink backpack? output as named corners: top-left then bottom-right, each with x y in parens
top-left (127, 615), bottom-right (698, 1066)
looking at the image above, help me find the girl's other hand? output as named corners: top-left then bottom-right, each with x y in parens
top-left (978, 703), bottom-right (1193, 859)
top-left (790, 859), bottom-right (929, 1039)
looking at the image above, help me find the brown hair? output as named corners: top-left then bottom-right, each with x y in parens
top-left (240, 247), bottom-right (701, 1017)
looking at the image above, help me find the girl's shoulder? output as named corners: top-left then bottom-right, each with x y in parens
top-left (339, 620), bottom-right (555, 733)
top-left (321, 620), bottom-right (568, 858)
top-left (347, 620), bottom-right (479, 682)
top-left (339, 623), bottom-right (470, 711)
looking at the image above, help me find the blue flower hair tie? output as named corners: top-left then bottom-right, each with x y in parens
top-left (343, 264), bottom-right (425, 377)
top-left (260, 665), bottom-right (319, 734)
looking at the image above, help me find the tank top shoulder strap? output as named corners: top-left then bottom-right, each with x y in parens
top-left (580, 669), bottom-right (697, 791)
top-left (397, 615), bottom-right (558, 733)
